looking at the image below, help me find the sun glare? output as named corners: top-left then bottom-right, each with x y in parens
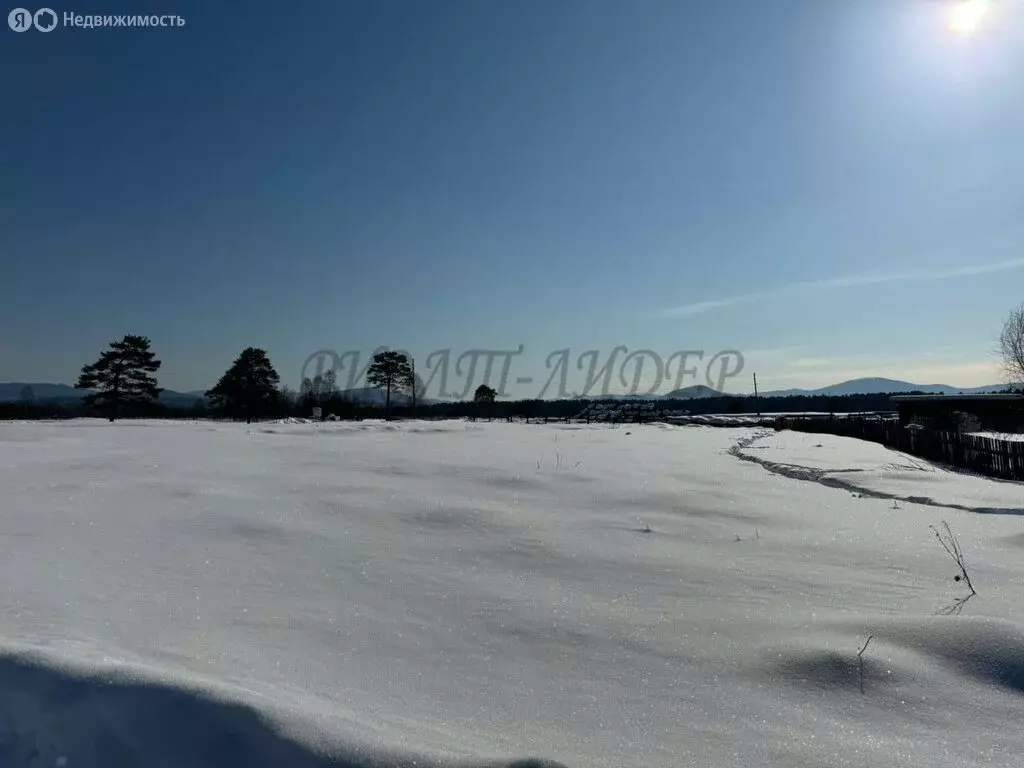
top-left (948, 0), bottom-right (989, 36)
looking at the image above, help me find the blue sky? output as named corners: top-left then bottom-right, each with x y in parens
top-left (2, 0), bottom-right (1022, 397)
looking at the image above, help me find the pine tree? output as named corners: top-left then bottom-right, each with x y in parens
top-left (474, 384), bottom-right (496, 421)
top-left (366, 350), bottom-right (413, 420)
top-left (77, 335), bottom-right (162, 421)
top-left (206, 347), bottom-right (281, 424)
top-left (400, 358), bottom-right (424, 414)
top-left (474, 384), bottom-right (497, 403)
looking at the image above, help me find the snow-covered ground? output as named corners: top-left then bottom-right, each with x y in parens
top-left (970, 431), bottom-right (1024, 443)
top-left (1, 419), bottom-right (1023, 768)
top-left (668, 413), bottom-right (876, 427)
top-left (736, 428), bottom-right (1024, 514)
top-left (668, 413), bottom-right (775, 426)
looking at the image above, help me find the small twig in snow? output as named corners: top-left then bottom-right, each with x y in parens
top-left (930, 521), bottom-right (976, 596)
top-left (857, 635), bottom-right (873, 694)
top-left (937, 594), bottom-right (974, 616)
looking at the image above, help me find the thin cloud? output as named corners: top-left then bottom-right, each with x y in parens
top-left (662, 257), bottom-right (1024, 317)
top-left (661, 293), bottom-right (768, 316)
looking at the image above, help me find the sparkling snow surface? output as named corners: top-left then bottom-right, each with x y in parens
top-left (970, 431), bottom-right (1024, 443)
top-left (1, 419), bottom-right (1023, 768)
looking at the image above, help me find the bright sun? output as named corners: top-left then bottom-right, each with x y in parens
top-left (948, 0), bottom-right (989, 36)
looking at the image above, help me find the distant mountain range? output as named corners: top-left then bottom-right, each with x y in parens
top-left (0, 382), bottom-right (206, 406)
top-left (581, 385), bottom-right (725, 401)
top-left (0, 377), bottom-right (1012, 405)
top-left (755, 377), bottom-right (1008, 398)
top-left (613, 378), bottom-right (1009, 400)
top-left (661, 385), bottom-right (726, 399)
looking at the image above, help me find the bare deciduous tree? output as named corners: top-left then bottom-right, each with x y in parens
top-left (279, 385), bottom-right (297, 412)
top-left (299, 370), bottom-right (338, 411)
top-left (998, 302), bottom-right (1024, 388)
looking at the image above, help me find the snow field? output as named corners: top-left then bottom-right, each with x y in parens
top-left (0, 419), bottom-right (1022, 768)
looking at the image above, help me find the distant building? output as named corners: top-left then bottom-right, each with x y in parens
top-left (891, 394), bottom-right (1024, 432)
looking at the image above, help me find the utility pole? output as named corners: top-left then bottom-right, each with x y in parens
top-left (753, 372), bottom-right (760, 417)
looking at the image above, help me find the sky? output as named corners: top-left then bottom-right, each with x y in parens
top-left (2, 0), bottom-right (1023, 397)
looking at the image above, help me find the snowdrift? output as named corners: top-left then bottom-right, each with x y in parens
top-left (0, 643), bottom-right (567, 768)
top-left (767, 616), bottom-right (1024, 696)
top-left (0, 644), bottom-right (346, 768)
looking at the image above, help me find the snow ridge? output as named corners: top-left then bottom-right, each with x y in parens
top-left (0, 643), bottom-right (566, 768)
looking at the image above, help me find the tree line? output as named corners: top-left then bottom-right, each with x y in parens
top-left (0, 335), bottom-right (508, 422)
top-left (28, 335), bottom-right (423, 423)
top-left (4, 308), bottom-right (1023, 423)
top-left (2, 384), bottom-right (970, 424)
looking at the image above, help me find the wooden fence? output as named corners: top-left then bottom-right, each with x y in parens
top-left (774, 416), bottom-right (1024, 482)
